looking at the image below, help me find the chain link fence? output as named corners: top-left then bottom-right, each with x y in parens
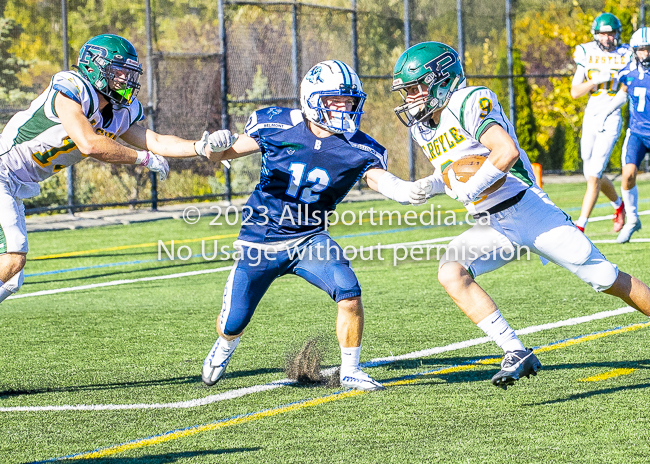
top-left (1, 0), bottom-right (646, 214)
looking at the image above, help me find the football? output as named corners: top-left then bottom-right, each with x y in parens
top-left (442, 155), bottom-right (507, 196)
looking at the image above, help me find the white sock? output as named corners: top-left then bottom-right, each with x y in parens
top-left (0, 278), bottom-right (12, 303)
top-left (622, 186), bottom-right (639, 222)
top-left (340, 346), bottom-right (361, 375)
top-left (576, 216), bottom-right (589, 228)
top-left (611, 198), bottom-right (622, 209)
top-left (476, 310), bottom-right (525, 353)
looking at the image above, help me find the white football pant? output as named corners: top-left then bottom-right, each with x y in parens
top-left (440, 188), bottom-right (618, 292)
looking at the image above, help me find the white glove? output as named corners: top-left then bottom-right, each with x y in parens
top-left (409, 178), bottom-right (433, 205)
top-left (445, 167), bottom-right (474, 205)
top-left (136, 150), bottom-right (169, 181)
top-left (208, 129), bottom-right (239, 152)
top-left (592, 69), bottom-right (612, 85)
top-left (194, 131), bottom-right (233, 168)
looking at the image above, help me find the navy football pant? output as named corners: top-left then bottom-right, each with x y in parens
top-left (622, 129), bottom-right (650, 168)
top-left (219, 233), bottom-right (362, 336)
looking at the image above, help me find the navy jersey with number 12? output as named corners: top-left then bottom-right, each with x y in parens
top-left (619, 63), bottom-right (650, 135)
top-left (238, 107), bottom-right (388, 243)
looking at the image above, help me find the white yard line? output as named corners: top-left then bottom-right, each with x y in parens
top-left (0, 306), bottom-right (637, 412)
top-left (7, 266), bottom-right (234, 300)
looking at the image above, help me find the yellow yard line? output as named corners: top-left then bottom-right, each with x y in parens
top-left (67, 389), bottom-right (365, 460)
top-left (31, 234), bottom-right (239, 260)
top-left (579, 368), bottom-right (637, 382)
top-left (47, 320), bottom-right (650, 461)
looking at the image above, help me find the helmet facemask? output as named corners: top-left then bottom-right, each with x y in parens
top-left (103, 60), bottom-right (142, 105)
top-left (634, 46), bottom-right (650, 70)
top-left (393, 75), bottom-right (461, 128)
top-left (594, 31), bottom-right (620, 53)
top-left (76, 35), bottom-right (143, 107)
top-left (306, 86), bottom-right (365, 134)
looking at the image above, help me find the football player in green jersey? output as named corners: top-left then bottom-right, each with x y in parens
top-left (392, 41), bottom-right (650, 389)
top-left (0, 34), bottom-right (233, 304)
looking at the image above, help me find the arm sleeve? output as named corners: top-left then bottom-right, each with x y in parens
top-left (376, 171), bottom-right (412, 204)
top-left (571, 45), bottom-right (588, 86)
top-left (572, 67), bottom-right (587, 87)
top-left (602, 88), bottom-right (628, 116)
top-left (460, 87), bottom-right (505, 141)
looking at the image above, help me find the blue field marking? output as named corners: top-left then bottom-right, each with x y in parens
top-left (23, 253), bottom-right (230, 278)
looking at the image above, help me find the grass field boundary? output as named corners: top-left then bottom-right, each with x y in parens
top-left (1, 306), bottom-right (637, 413)
top-left (32, 319), bottom-right (650, 463)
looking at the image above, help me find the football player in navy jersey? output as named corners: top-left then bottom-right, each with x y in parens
top-left (596, 27), bottom-right (650, 243)
top-left (201, 60), bottom-right (429, 390)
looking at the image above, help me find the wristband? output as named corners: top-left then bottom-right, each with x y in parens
top-left (135, 150), bottom-right (150, 167)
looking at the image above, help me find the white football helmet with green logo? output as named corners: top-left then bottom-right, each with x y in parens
top-left (76, 34), bottom-right (143, 106)
top-left (391, 42), bottom-right (466, 127)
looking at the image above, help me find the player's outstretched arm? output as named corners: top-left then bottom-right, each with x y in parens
top-left (594, 85), bottom-right (628, 131)
top-left (204, 132), bottom-right (261, 164)
top-left (56, 93), bottom-right (139, 164)
top-left (55, 94), bottom-right (170, 180)
top-left (365, 168), bottom-right (439, 205)
top-left (120, 124), bottom-right (197, 159)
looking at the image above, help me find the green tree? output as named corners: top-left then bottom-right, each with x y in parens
top-left (0, 17), bottom-right (35, 105)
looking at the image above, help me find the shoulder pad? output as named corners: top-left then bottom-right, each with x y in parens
top-left (245, 107), bottom-right (302, 137)
top-left (52, 71), bottom-right (98, 117)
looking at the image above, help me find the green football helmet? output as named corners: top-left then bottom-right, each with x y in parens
top-left (391, 42), bottom-right (466, 127)
top-left (76, 34), bottom-right (143, 106)
top-left (591, 13), bottom-right (622, 52)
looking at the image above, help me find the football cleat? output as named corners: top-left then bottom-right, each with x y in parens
top-left (613, 202), bottom-right (626, 232)
top-left (491, 348), bottom-right (541, 390)
top-left (616, 220), bottom-right (642, 243)
top-left (576, 224), bottom-right (585, 233)
top-left (340, 368), bottom-right (385, 391)
top-left (202, 336), bottom-right (240, 386)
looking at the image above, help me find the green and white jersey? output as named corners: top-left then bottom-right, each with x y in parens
top-left (0, 70), bottom-right (144, 186)
top-left (573, 41), bottom-right (631, 116)
top-left (410, 86), bottom-right (536, 215)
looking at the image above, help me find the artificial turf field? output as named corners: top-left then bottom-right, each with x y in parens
top-left (2, 180), bottom-right (650, 463)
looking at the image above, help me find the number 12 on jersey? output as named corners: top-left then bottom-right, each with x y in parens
top-left (285, 162), bottom-right (331, 203)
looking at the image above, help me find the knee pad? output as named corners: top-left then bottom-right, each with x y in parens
top-left (575, 257), bottom-right (619, 292)
top-left (328, 262), bottom-right (361, 302)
